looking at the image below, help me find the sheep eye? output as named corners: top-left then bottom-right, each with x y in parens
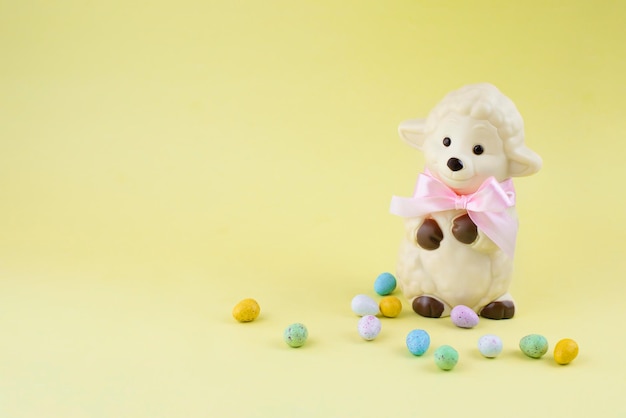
top-left (443, 137), bottom-right (451, 147)
top-left (473, 145), bottom-right (484, 155)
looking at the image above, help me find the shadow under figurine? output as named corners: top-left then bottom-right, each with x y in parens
top-left (390, 83), bottom-right (542, 320)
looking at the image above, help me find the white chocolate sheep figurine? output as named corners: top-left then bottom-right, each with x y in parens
top-left (390, 83), bottom-right (542, 319)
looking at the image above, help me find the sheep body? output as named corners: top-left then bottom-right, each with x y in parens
top-left (396, 209), bottom-right (512, 316)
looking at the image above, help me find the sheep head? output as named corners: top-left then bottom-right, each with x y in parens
top-left (398, 83), bottom-right (542, 195)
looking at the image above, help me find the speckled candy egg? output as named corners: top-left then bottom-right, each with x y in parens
top-left (519, 334), bottom-right (549, 358)
top-left (554, 338), bottom-right (579, 365)
top-left (357, 315), bottom-right (381, 341)
top-left (450, 305), bottom-right (479, 329)
top-left (283, 323), bottom-right (308, 348)
top-left (478, 334), bottom-right (503, 358)
top-left (434, 345), bottom-right (459, 371)
top-left (374, 272), bottom-right (397, 296)
top-left (406, 329), bottom-right (430, 356)
top-left (351, 294), bottom-right (380, 316)
top-left (379, 296), bottom-right (402, 318)
top-left (232, 298), bottom-right (261, 322)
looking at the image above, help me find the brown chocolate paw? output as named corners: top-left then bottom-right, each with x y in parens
top-left (480, 300), bottom-right (515, 319)
top-left (412, 296), bottom-right (444, 318)
top-left (452, 213), bottom-right (478, 244)
top-left (416, 218), bottom-right (443, 250)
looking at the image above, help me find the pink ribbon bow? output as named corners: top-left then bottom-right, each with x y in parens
top-left (390, 171), bottom-right (518, 257)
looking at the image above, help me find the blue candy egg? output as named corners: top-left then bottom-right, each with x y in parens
top-left (374, 272), bottom-right (397, 296)
top-left (406, 329), bottom-right (430, 356)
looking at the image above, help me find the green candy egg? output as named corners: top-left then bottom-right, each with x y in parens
top-left (434, 345), bottom-right (459, 371)
top-left (519, 334), bottom-right (549, 358)
top-left (283, 323), bottom-right (308, 348)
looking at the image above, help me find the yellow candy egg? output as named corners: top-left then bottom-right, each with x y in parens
top-left (379, 296), bottom-right (402, 318)
top-left (554, 338), bottom-right (579, 365)
top-left (232, 298), bottom-right (261, 322)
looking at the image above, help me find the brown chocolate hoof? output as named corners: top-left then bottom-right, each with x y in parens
top-left (412, 296), bottom-right (444, 318)
top-left (480, 300), bottom-right (515, 320)
top-left (416, 219), bottom-right (443, 250)
top-left (452, 213), bottom-right (478, 244)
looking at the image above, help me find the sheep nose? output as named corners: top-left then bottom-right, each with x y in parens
top-left (447, 157), bottom-right (464, 172)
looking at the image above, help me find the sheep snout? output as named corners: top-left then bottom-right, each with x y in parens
top-left (447, 157), bottom-right (464, 172)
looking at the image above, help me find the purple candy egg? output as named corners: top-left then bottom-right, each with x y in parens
top-left (450, 305), bottom-right (479, 328)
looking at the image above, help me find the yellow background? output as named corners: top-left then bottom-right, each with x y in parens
top-left (1, 1), bottom-right (625, 417)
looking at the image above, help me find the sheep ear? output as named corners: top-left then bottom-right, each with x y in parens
top-left (398, 119), bottom-right (427, 150)
top-left (508, 146), bottom-right (543, 177)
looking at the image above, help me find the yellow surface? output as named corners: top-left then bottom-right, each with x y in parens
top-left (1, 1), bottom-right (625, 417)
